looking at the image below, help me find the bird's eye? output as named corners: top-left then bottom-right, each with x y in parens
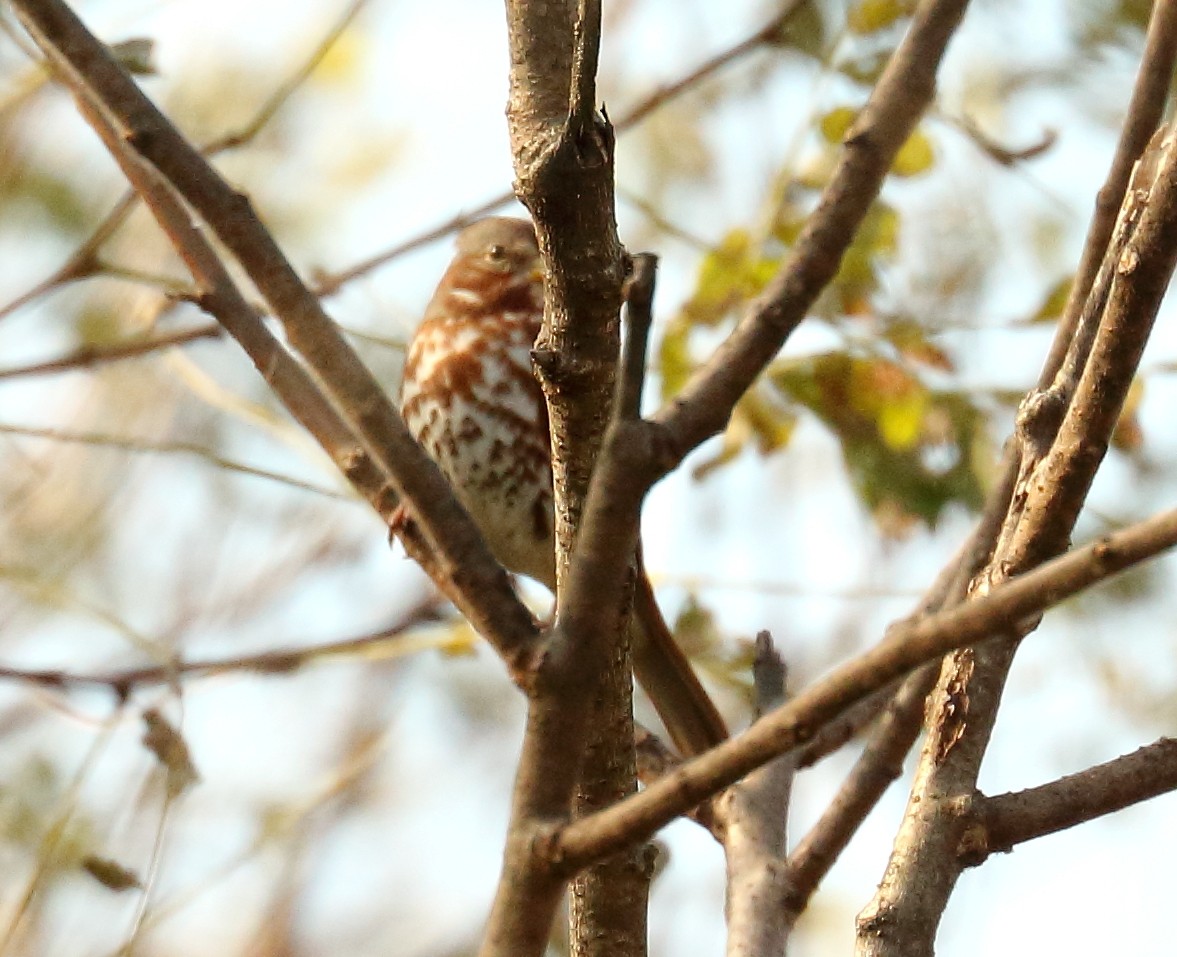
top-left (487, 244), bottom-right (506, 260)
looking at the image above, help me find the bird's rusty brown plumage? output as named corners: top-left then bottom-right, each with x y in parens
top-left (400, 217), bottom-right (726, 756)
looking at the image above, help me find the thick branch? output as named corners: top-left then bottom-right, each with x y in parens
top-left (962, 738), bottom-right (1177, 861)
top-left (551, 505), bottom-right (1177, 868)
top-left (482, 2), bottom-right (641, 956)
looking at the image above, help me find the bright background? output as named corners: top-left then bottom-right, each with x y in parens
top-left (1, 1), bottom-right (1176, 955)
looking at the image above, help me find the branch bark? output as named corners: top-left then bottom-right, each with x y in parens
top-left (857, 110), bottom-right (1177, 957)
top-left (553, 504), bottom-right (1177, 868)
top-left (719, 634), bottom-right (794, 957)
top-left (962, 738), bottom-right (1177, 861)
top-left (486, 1), bottom-right (652, 955)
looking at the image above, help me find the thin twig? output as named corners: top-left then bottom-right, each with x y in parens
top-left (0, 0), bottom-right (369, 322)
top-left (0, 323), bottom-right (223, 379)
top-left (0, 599), bottom-right (443, 694)
top-left (0, 422), bottom-right (350, 499)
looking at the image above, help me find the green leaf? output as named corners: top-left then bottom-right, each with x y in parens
top-left (770, 352), bottom-right (988, 530)
top-left (832, 202), bottom-right (899, 312)
top-left (764, 0), bottom-right (827, 59)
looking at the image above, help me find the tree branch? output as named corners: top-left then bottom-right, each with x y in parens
top-left (718, 633), bottom-right (794, 957)
top-left (0, 599), bottom-right (443, 695)
top-left (0, 323), bottom-right (223, 379)
top-left (11, 0), bottom-right (541, 678)
top-left (961, 738), bottom-right (1177, 862)
top-left (552, 504), bottom-right (1177, 869)
top-left (482, 1), bottom-right (639, 952)
top-left (857, 97), bottom-right (1177, 957)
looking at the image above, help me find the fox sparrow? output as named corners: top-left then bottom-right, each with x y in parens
top-left (400, 217), bottom-right (727, 756)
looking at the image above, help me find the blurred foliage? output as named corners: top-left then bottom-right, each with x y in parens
top-left (0, 0), bottom-right (1171, 954)
top-left (660, 64), bottom-right (981, 533)
top-left (0, 757), bottom-right (94, 873)
top-left (771, 353), bottom-right (987, 530)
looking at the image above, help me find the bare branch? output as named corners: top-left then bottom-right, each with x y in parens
top-left (0, 422), bottom-right (349, 499)
top-left (719, 633), bottom-right (794, 957)
top-left (858, 83), bottom-right (1177, 957)
top-left (0, 323), bottom-right (222, 379)
top-left (552, 504), bottom-right (1177, 869)
top-left (613, 1), bottom-right (812, 131)
top-left (0, 599), bottom-right (443, 695)
top-left (481, 0), bottom-right (646, 954)
top-left (10, 0), bottom-right (542, 675)
top-left (962, 738), bottom-right (1177, 861)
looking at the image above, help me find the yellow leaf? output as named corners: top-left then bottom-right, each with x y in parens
top-left (819, 106), bottom-right (857, 144)
top-left (437, 622), bottom-right (480, 657)
top-left (740, 391), bottom-right (798, 454)
top-left (848, 0), bottom-right (916, 34)
top-left (877, 388), bottom-right (928, 450)
top-left (313, 28), bottom-right (366, 85)
top-left (893, 129), bottom-right (935, 177)
top-left (1028, 276), bottom-right (1073, 323)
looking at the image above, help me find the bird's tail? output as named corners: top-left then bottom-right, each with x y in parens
top-left (630, 566), bottom-right (728, 757)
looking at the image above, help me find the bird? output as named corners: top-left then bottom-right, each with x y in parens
top-left (399, 216), bottom-right (727, 757)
